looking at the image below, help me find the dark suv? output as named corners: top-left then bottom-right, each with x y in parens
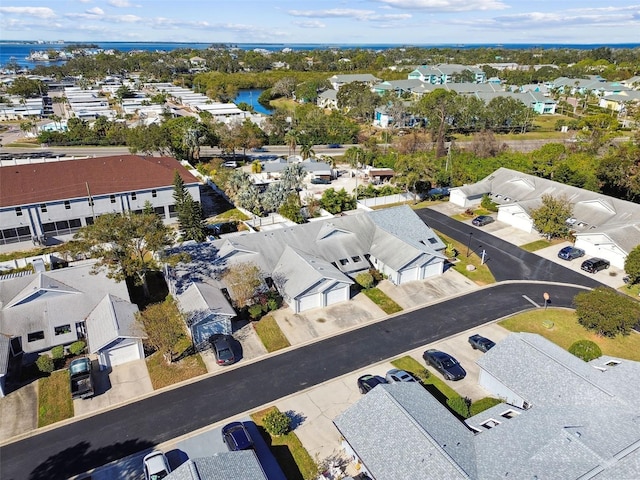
top-left (581, 257), bottom-right (610, 273)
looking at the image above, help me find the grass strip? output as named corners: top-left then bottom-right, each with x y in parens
top-left (435, 231), bottom-right (496, 285)
top-left (363, 288), bottom-right (402, 314)
top-left (254, 316), bottom-right (291, 352)
top-left (499, 308), bottom-right (640, 361)
top-left (519, 239), bottom-right (553, 252)
top-left (38, 370), bottom-right (73, 427)
top-left (251, 407), bottom-right (318, 480)
top-left (147, 351), bottom-right (207, 390)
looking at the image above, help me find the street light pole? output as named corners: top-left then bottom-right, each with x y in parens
top-left (466, 232), bottom-right (473, 257)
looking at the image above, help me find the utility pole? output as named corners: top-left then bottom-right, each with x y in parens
top-left (86, 182), bottom-right (96, 221)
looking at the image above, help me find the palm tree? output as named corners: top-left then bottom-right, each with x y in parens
top-left (300, 140), bottom-right (315, 160)
top-left (285, 130), bottom-right (299, 157)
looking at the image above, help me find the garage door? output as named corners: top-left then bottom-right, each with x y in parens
top-left (498, 211), bottom-right (533, 232)
top-left (297, 293), bottom-right (320, 312)
top-left (325, 284), bottom-right (347, 306)
top-left (105, 341), bottom-right (142, 368)
top-left (398, 267), bottom-right (418, 284)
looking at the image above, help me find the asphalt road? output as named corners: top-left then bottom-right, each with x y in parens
top-left (0, 281), bottom-right (587, 480)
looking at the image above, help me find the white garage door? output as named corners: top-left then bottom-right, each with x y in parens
top-left (498, 211), bottom-right (533, 232)
top-left (297, 293), bottom-right (320, 312)
top-left (421, 262), bottom-right (442, 279)
top-left (105, 341), bottom-right (141, 368)
top-left (325, 284), bottom-right (347, 306)
top-left (398, 267), bottom-right (418, 284)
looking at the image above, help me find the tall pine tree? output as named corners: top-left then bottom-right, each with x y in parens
top-left (172, 169), bottom-right (206, 242)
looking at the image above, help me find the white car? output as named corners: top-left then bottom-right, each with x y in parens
top-left (143, 451), bottom-right (171, 480)
top-left (385, 368), bottom-right (416, 383)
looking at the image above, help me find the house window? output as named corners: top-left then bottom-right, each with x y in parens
top-left (339, 259), bottom-right (349, 266)
top-left (168, 204), bottom-right (178, 218)
top-left (64, 200), bottom-right (71, 210)
top-left (501, 410), bottom-right (520, 419)
top-left (88, 197), bottom-right (94, 207)
top-left (131, 192), bottom-right (137, 200)
top-left (110, 195), bottom-right (116, 204)
top-left (480, 419), bottom-right (501, 429)
top-left (151, 189), bottom-right (157, 198)
top-left (15, 207), bottom-right (23, 216)
top-left (427, 237), bottom-right (438, 244)
top-left (27, 331), bottom-right (45, 342)
top-left (351, 256), bottom-right (361, 263)
top-left (40, 203), bottom-right (47, 213)
top-left (54, 324), bottom-right (71, 335)
top-left (154, 206), bottom-right (165, 217)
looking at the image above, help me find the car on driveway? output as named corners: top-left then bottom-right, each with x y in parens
top-left (357, 374), bottom-right (387, 393)
top-left (557, 246), bottom-right (585, 261)
top-left (310, 177), bottom-right (331, 185)
top-left (581, 257), bottom-right (610, 274)
top-left (211, 335), bottom-right (235, 365)
top-left (468, 334), bottom-right (496, 352)
top-left (385, 368), bottom-right (416, 383)
top-left (222, 421), bottom-right (253, 451)
top-left (422, 349), bottom-right (466, 381)
top-left (472, 215), bottom-right (494, 227)
top-left (143, 451), bottom-right (171, 480)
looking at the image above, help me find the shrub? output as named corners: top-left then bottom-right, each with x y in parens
top-left (355, 272), bottom-right (374, 290)
top-left (51, 345), bottom-right (65, 360)
top-left (481, 194), bottom-right (498, 212)
top-left (574, 287), bottom-right (640, 337)
top-left (68, 340), bottom-right (86, 356)
top-left (263, 409), bottom-right (291, 436)
top-left (249, 303), bottom-right (264, 320)
top-left (447, 396), bottom-right (471, 418)
top-left (568, 339), bottom-right (602, 362)
top-left (464, 208), bottom-right (475, 217)
top-left (369, 268), bottom-right (384, 283)
top-left (36, 354), bottom-right (54, 374)
top-left (267, 298), bottom-right (278, 312)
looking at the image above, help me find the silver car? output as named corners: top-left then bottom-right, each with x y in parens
top-left (385, 368), bottom-right (416, 383)
top-left (143, 451), bottom-right (171, 480)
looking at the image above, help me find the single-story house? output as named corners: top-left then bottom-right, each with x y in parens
top-left (328, 74), bottom-right (381, 91)
top-left (335, 333), bottom-right (640, 480)
top-left (86, 294), bottom-right (144, 370)
top-left (449, 167), bottom-right (640, 268)
top-left (175, 281), bottom-right (236, 350)
top-left (166, 451), bottom-right (267, 480)
top-left (166, 205), bottom-right (447, 314)
top-left (0, 261), bottom-right (142, 395)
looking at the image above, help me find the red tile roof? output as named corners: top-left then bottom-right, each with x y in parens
top-left (0, 155), bottom-right (200, 207)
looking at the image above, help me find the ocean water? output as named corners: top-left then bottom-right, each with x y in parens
top-left (2, 41), bottom-right (639, 70)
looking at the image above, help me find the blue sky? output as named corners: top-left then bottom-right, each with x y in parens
top-left (1, 1), bottom-right (639, 44)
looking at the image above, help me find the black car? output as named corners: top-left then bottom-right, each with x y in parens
top-left (423, 349), bottom-right (466, 381)
top-left (211, 335), bottom-right (235, 365)
top-left (310, 178), bottom-right (331, 185)
top-left (357, 374), bottom-right (387, 394)
top-left (468, 334), bottom-right (496, 352)
top-left (472, 215), bottom-right (494, 227)
top-left (557, 246), bottom-right (585, 261)
top-left (222, 422), bottom-right (253, 451)
top-left (581, 257), bottom-right (610, 274)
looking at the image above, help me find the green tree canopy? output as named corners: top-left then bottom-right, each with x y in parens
top-left (574, 287), bottom-right (640, 337)
top-left (530, 194), bottom-right (573, 239)
top-left (624, 244), bottom-right (640, 285)
top-left (320, 188), bottom-right (356, 214)
top-left (135, 296), bottom-right (186, 364)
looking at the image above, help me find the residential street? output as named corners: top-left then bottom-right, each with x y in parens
top-left (0, 281), bottom-right (587, 480)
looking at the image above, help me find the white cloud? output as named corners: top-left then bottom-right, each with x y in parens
top-left (108, 0), bottom-right (135, 7)
top-left (86, 7), bottom-right (104, 15)
top-left (293, 20), bottom-right (326, 28)
top-left (0, 6), bottom-right (55, 18)
top-left (374, 0), bottom-right (508, 12)
top-left (288, 8), bottom-right (411, 22)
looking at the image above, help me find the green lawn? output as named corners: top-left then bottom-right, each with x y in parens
top-left (499, 308), bottom-right (640, 361)
top-left (38, 370), bottom-right (74, 427)
top-left (251, 407), bottom-right (318, 480)
top-left (520, 239), bottom-right (553, 252)
top-left (254, 316), bottom-right (291, 352)
top-left (435, 231), bottom-right (496, 285)
top-left (211, 207), bottom-right (249, 222)
top-left (146, 337), bottom-right (207, 390)
top-left (363, 288), bottom-right (403, 314)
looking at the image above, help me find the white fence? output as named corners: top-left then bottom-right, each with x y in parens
top-left (357, 192), bottom-right (415, 208)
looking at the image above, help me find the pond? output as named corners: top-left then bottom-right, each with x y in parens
top-left (233, 89), bottom-right (273, 115)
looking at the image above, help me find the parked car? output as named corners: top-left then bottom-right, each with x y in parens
top-left (422, 349), bottom-right (466, 381)
top-left (581, 257), bottom-right (610, 274)
top-left (468, 334), bottom-right (496, 352)
top-left (385, 369), bottom-right (416, 383)
top-left (211, 335), bottom-right (235, 366)
top-left (143, 451), bottom-right (171, 480)
top-left (205, 222), bottom-right (237, 236)
top-left (221, 161), bottom-right (238, 168)
top-left (557, 246), bottom-right (585, 261)
top-left (357, 374), bottom-right (387, 394)
top-left (310, 177), bottom-right (331, 185)
top-left (472, 215), bottom-right (494, 227)
top-left (69, 357), bottom-right (94, 400)
top-left (222, 421), bottom-right (253, 451)
top-left (327, 143), bottom-right (341, 148)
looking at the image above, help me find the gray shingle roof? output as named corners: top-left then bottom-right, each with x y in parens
top-left (0, 334), bottom-right (10, 376)
top-left (167, 452), bottom-right (267, 480)
top-left (176, 282), bottom-right (236, 317)
top-left (334, 382), bottom-right (472, 480)
top-left (86, 294), bottom-right (140, 353)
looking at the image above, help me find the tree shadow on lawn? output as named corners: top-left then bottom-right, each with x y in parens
top-left (253, 425), bottom-right (303, 480)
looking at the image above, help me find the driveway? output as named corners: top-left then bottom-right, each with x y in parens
top-left (200, 322), bottom-right (268, 372)
top-left (0, 382), bottom-right (38, 443)
top-left (73, 359), bottom-right (153, 417)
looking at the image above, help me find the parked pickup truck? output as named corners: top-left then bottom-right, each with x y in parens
top-left (468, 334), bottom-right (496, 353)
top-left (69, 357), bottom-right (94, 399)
